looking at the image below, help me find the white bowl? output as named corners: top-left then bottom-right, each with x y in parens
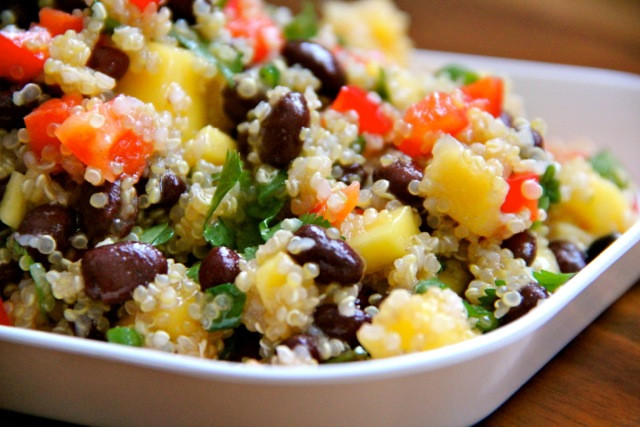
top-left (2, 50), bottom-right (639, 426)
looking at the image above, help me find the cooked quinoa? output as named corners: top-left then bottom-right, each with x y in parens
top-left (0, 0), bottom-right (637, 365)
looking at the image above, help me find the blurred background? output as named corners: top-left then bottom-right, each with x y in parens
top-left (274, 0), bottom-right (640, 74)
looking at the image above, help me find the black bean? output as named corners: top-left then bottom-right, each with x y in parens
top-left (280, 333), bottom-right (321, 361)
top-left (87, 45), bottom-right (130, 80)
top-left (166, 0), bottom-right (197, 23)
top-left (289, 224), bottom-right (364, 285)
top-left (18, 204), bottom-right (74, 252)
top-left (372, 159), bottom-right (424, 206)
top-left (586, 233), bottom-right (620, 263)
top-left (3, 2), bottom-right (39, 29)
top-left (333, 163), bottom-right (368, 185)
top-left (158, 171), bottom-right (186, 206)
top-left (313, 303), bottom-right (371, 346)
top-left (0, 80), bottom-right (37, 130)
top-left (78, 180), bottom-right (138, 243)
top-left (549, 240), bottom-right (586, 273)
top-left (501, 282), bottom-right (549, 324)
top-left (531, 129), bottom-right (544, 149)
top-left (199, 246), bottom-right (241, 291)
top-left (222, 85), bottom-right (267, 126)
top-left (258, 92), bottom-right (309, 168)
top-left (220, 325), bottom-right (262, 362)
top-left (54, 0), bottom-right (87, 13)
top-left (502, 230), bottom-right (537, 266)
top-left (282, 41), bottom-right (346, 99)
top-left (499, 111), bottom-right (514, 128)
top-left (0, 261), bottom-right (22, 291)
top-left (82, 242), bottom-right (167, 304)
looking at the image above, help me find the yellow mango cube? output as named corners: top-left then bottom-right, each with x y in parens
top-left (183, 125), bottom-right (236, 167)
top-left (0, 171), bottom-right (27, 229)
top-left (255, 252), bottom-right (300, 312)
top-left (348, 206), bottom-right (420, 273)
top-left (552, 159), bottom-right (635, 236)
top-left (117, 42), bottom-right (215, 139)
top-left (424, 136), bottom-right (508, 237)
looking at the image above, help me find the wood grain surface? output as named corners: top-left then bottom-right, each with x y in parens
top-left (274, 0), bottom-right (640, 424)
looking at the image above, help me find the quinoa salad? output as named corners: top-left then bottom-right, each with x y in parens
top-left (0, 0), bottom-right (637, 365)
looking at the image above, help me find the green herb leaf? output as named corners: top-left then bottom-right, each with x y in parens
top-left (478, 288), bottom-right (497, 307)
top-left (233, 217), bottom-right (264, 251)
top-left (204, 218), bottom-right (236, 248)
top-left (283, 1), bottom-right (318, 40)
top-left (204, 283), bottom-right (246, 331)
top-left (139, 222), bottom-right (175, 246)
top-left (436, 64), bottom-right (479, 85)
top-left (533, 269), bottom-right (575, 293)
top-left (589, 150), bottom-right (629, 189)
top-left (259, 64), bottom-right (281, 87)
top-left (463, 301), bottom-right (499, 332)
top-left (186, 262), bottom-right (201, 283)
top-left (171, 28), bottom-right (242, 85)
top-left (350, 135), bottom-right (366, 154)
top-left (538, 164), bottom-right (561, 211)
top-left (415, 278), bottom-right (448, 294)
top-left (29, 262), bottom-right (54, 314)
top-left (298, 213), bottom-right (331, 229)
top-left (204, 150), bottom-right (244, 228)
top-left (106, 327), bottom-right (144, 347)
top-left (326, 346), bottom-right (369, 363)
top-left (243, 246), bottom-right (258, 260)
top-left (374, 68), bottom-right (389, 101)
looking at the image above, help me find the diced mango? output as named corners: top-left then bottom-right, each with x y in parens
top-left (117, 42), bottom-right (216, 139)
top-left (0, 171), bottom-right (27, 229)
top-left (357, 288), bottom-right (478, 358)
top-left (183, 125), bottom-right (236, 167)
top-left (348, 206), bottom-right (420, 272)
top-left (424, 136), bottom-right (508, 237)
top-left (552, 159), bottom-right (634, 236)
top-left (255, 252), bottom-right (300, 312)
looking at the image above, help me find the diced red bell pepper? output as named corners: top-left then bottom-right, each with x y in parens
top-left (38, 7), bottom-right (83, 37)
top-left (224, 0), bottom-right (283, 63)
top-left (0, 28), bottom-right (51, 83)
top-left (398, 91), bottom-right (469, 157)
top-left (331, 85), bottom-right (393, 135)
top-left (0, 297), bottom-right (11, 326)
top-left (501, 173), bottom-right (540, 221)
top-left (55, 95), bottom-right (153, 182)
top-left (24, 94), bottom-right (83, 159)
top-left (129, 0), bottom-right (161, 12)
top-left (312, 181), bottom-right (360, 227)
top-left (460, 76), bottom-right (503, 117)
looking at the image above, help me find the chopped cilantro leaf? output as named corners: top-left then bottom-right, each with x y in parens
top-left (589, 150), bottom-right (629, 189)
top-left (533, 270), bottom-right (575, 293)
top-left (326, 346), bottom-right (369, 363)
top-left (436, 64), bottom-right (479, 85)
top-left (478, 288), bottom-right (497, 307)
top-left (350, 136), bottom-right (366, 154)
top-left (375, 68), bottom-right (389, 101)
top-left (204, 283), bottom-right (246, 331)
top-left (283, 1), bottom-right (318, 40)
top-left (107, 327), bottom-right (143, 347)
top-left (415, 278), bottom-right (447, 294)
top-left (298, 213), bottom-right (331, 229)
top-left (259, 64), bottom-right (280, 87)
top-left (186, 262), bottom-right (201, 283)
top-left (204, 218), bottom-right (236, 248)
top-left (463, 301), bottom-right (499, 332)
top-left (204, 150), bottom-right (245, 229)
top-left (538, 164), bottom-right (561, 211)
top-left (139, 222), bottom-right (175, 246)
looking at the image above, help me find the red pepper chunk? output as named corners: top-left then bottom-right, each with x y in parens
top-left (38, 8), bottom-right (84, 37)
top-left (398, 91), bottom-right (469, 157)
top-left (331, 85), bottom-right (393, 135)
top-left (55, 95), bottom-right (153, 182)
top-left (129, 0), bottom-right (161, 12)
top-left (0, 297), bottom-right (11, 326)
top-left (224, 0), bottom-right (283, 63)
top-left (312, 181), bottom-right (360, 227)
top-left (460, 76), bottom-right (504, 117)
top-left (501, 173), bottom-right (540, 221)
top-left (24, 94), bottom-right (83, 159)
top-left (0, 29), bottom-right (51, 84)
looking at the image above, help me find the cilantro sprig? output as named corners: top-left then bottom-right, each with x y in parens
top-left (283, 1), bottom-right (318, 41)
top-left (538, 164), bottom-right (561, 211)
top-left (533, 270), bottom-right (575, 293)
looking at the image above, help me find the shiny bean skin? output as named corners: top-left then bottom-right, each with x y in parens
top-left (87, 45), bottom-right (130, 79)
top-left (313, 303), bottom-right (371, 346)
top-left (282, 41), bottom-right (346, 98)
top-left (158, 171), bottom-right (187, 206)
top-left (586, 233), bottom-right (620, 263)
top-left (0, 80), bottom-right (37, 130)
top-left (199, 246), bottom-right (241, 291)
top-left (78, 180), bottom-right (138, 243)
top-left (82, 242), bottom-right (167, 304)
top-left (549, 240), bottom-right (586, 273)
top-left (18, 204), bottom-right (74, 252)
top-left (502, 230), bottom-right (537, 266)
top-left (372, 159), bottom-right (424, 206)
top-left (501, 282), bottom-right (549, 324)
top-left (289, 224), bottom-right (364, 285)
top-left (258, 92), bottom-right (309, 168)
top-left (222, 85), bottom-right (267, 126)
